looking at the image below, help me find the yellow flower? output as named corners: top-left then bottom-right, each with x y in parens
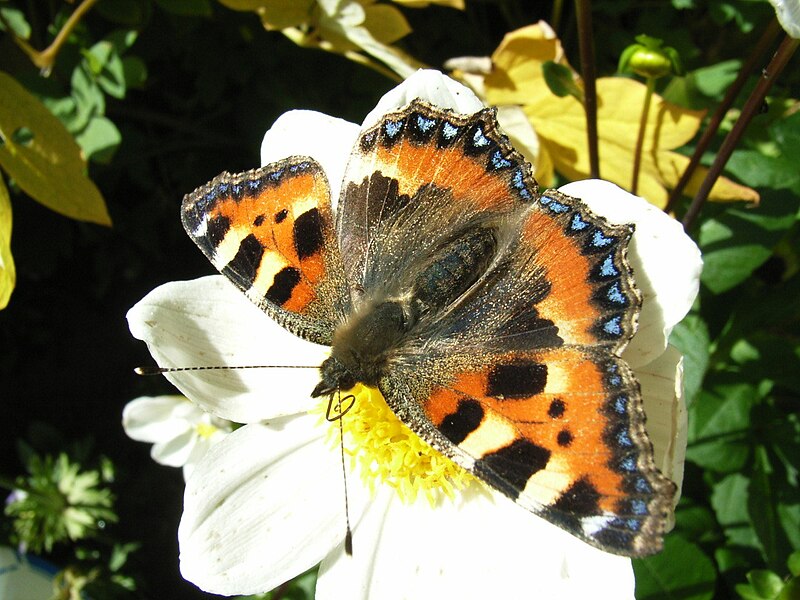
top-left (218, 0), bottom-right (428, 78)
top-left (480, 23), bottom-right (759, 208)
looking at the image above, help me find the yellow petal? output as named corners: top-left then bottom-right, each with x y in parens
top-left (485, 22), bottom-right (569, 107)
top-left (495, 105), bottom-right (554, 187)
top-left (363, 4), bottom-right (412, 44)
top-left (0, 175), bottom-right (14, 309)
top-left (0, 71), bottom-right (111, 226)
top-left (525, 78), bottom-right (705, 207)
top-left (223, 0), bottom-right (314, 29)
top-left (658, 152), bottom-right (760, 204)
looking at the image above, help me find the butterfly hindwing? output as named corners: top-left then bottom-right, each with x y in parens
top-left (384, 346), bottom-right (674, 556)
top-left (181, 157), bottom-right (349, 344)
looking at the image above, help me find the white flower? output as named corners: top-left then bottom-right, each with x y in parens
top-left (122, 395), bottom-right (232, 479)
top-left (768, 0), bottom-right (800, 38)
top-left (127, 70), bottom-right (702, 599)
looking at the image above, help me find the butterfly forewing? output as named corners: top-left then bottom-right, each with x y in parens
top-left (336, 100), bottom-right (538, 297)
top-left (181, 157), bottom-right (349, 344)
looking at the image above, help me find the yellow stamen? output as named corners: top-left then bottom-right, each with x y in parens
top-left (195, 422), bottom-right (218, 439)
top-left (314, 384), bottom-right (475, 506)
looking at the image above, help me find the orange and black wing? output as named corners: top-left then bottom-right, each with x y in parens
top-left (336, 99), bottom-right (538, 297)
top-left (181, 157), bottom-right (350, 344)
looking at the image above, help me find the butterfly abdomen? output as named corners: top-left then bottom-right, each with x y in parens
top-left (412, 226), bottom-right (497, 315)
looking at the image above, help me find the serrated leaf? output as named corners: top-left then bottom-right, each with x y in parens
top-left (633, 535), bottom-right (716, 600)
top-left (0, 175), bottom-right (15, 309)
top-left (0, 72), bottom-right (111, 226)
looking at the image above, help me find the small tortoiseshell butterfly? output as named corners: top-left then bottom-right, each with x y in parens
top-left (181, 100), bottom-right (675, 557)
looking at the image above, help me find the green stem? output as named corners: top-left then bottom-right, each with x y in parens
top-left (664, 18), bottom-right (782, 213)
top-left (575, 0), bottom-right (599, 179)
top-left (682, 34), bottom-right (800, 231)
top-left (631, 76), bottom-right (655, 195)
top-left (0, 0), bottom-right (100, 74)
top-left (551, 0), bottom-right (565, 31)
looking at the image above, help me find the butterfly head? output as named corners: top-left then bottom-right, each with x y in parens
top-left (312, 299), bottom-right (412, 398)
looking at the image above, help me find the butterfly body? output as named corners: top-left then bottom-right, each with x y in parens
top-left (181, 99), bottom-right (675, 557)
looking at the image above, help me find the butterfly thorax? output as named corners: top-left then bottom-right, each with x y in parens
top-left (312, 226), bottom-right (499, 398)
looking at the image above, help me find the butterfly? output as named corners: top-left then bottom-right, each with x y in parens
top-left (180, 99), bottom-right (675, 557)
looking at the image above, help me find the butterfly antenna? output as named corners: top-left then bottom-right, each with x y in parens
top-left (330, 389), bottom-right (355, 556)
top-left (134, 364), bottom-right (320, 375)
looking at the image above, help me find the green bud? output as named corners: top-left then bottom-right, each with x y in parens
top-left (619, 34), bottom-right (684, 79)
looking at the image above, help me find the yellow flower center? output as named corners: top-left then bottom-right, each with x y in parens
top-left (195, 422), bottom-right (218, 439)
top-left (316, 383), bottom-right (475, 506)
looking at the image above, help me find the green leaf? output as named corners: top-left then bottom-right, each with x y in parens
top-left (75, 116), bottom-right (122, 164)
top-left (122, 56), bottom-right (148, 89)
top-left (0, 7), bottom-right (32, 39)
top-left (71, 64), bottom-right (106, 132)
top-left (711, 473), bottom-right (762, 551)
top-left (788, 552), bottom-right (800, 577)
top-left (727, 112), bottom-right (800, 194)
top-left (747, 570), bottom-right (784, 599)
top-left (0, 175), bottom-right (14, 309)
top-left (699, 189), bottom-right (800, 294)
top-left (669, 314), bottom-right (710, 405)
top-left (686, 381), bottom-right (754, 472)
top-left (691, 60), bottom-right (741, 98)
top-left (633, 535), bottom-right (716, 600)
top-left (542, 61), bottom-right (583, 100)
top-left (83, 36), bottom-right (129, 99)
top-left (750, 447), bottom-right (794, 571)
top-left (778, 579), bottom-right (800, 600)
top-left (0, 71), bottom-right (111, 226)
top-left (730, 334), bottom-right (800, 395)
top-left (676, 502), bottom-right (720, 544)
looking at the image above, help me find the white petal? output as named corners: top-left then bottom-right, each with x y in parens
top-left (636, 345), bottom-right (687, 514)
top-left (259, 110), bottom-right (360, 202)
top-left (317, 487), bottom-right (634, 600)
top-left (179, 416), bottom-right (344, 596)
top-left (768, 0), bottom-right (800, 38)
top-left (122, 395), bottom-right (191, 443)
top-left (496, 105), bottom-right (540, 168)
top-left (558, 180), bottom-right (702, 368)
top-left (362, 69), bottom-right (484, 129)
top-left (127, 276), bottom-right (328, 423)
top-left (151, 429), bottom-right (196, 467)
